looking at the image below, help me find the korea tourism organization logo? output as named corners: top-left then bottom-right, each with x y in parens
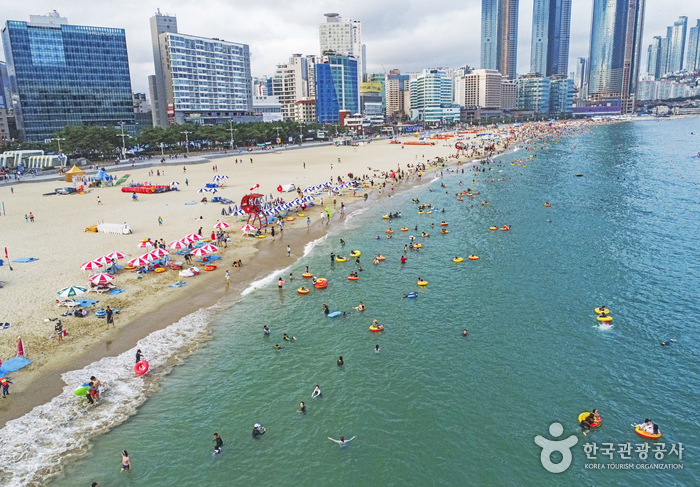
top-left (534, 422), bottom-right (685, 473)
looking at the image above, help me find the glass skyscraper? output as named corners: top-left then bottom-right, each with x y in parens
top-left (668, 16), bottom-right (688, 73)
top-left (587, 0), bottom-right (646, 114)
top-left (480, 0), bottom-right (519, 79)
top-left (530, 0), bottom-right (572, 77)
top-left (314, 55), bottom-right (358, 125)
top-left (1, 11), bottom-right (134, 141)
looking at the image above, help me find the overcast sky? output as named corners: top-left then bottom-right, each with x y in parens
top-left (2, 0), bottom-right (699, 94)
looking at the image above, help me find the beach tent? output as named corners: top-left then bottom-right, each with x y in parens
top-left (64, 165), bottom-right (86, 182)
top-left (93, 168), bottom-right (111, 181)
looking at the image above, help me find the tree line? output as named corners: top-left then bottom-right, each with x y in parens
top-left (3, 121), bottom-right (351, 159)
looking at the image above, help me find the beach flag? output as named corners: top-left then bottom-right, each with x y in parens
top-left (17, 336), bottom-right (24, 357)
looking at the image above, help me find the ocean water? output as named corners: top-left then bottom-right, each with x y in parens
top-left (6, 119), bottom-right (700, 486)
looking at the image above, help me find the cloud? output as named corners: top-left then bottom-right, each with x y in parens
top-left (1, 0), bottom-right (697, 93)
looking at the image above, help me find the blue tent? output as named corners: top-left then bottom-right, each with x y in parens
top-left (93, 168), bottom-right (112, 181)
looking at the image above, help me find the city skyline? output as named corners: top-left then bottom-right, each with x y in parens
top-left (1, 0), bottom-right (698, 95)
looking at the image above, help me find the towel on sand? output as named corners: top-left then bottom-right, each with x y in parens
top-left (12, 258), bottom-right (38, 263)
top-left (0, 357), bottom-right (32, 374)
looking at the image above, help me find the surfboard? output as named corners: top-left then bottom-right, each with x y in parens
top-left (327, 311), bottom-right (342, 317)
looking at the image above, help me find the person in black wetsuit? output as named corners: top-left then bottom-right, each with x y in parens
top-left (135, 349), bottom-right (144, 364)
top-left (252, 423), bottom-right (266, 438)
top-left (213, 433), bottom-right (224, 454)
top-left (323, 303), bottom-right (330, 315)
top-left (337, 356), bottom-right (344, 366)
top-left (330, 252), bottom-right (335, 263)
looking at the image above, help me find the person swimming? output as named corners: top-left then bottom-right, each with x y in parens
top-left (661, 339), bottom-right (676, 346)
top-left (263, 325), bottom-right (270, 335)
top-left (337, 356), bottom-right (344, 366)
top-left (311, 385), bottom-right (322, 398)
top-left (274, 344), bottom-right (284, 350)
top-left (283, 333), bottom-right (295, 341)
top-left (299, 402), bottom-right (306, 414)
top-left (462, 329), bottom-right (468, 337)
top-left (354, 301), bottom-right (365, 311)
top-left (340, 239), bottom-right (345, 245)
top-left (375, 345), bottom-right (381, 353)
top-left (328, 435), bottom-right (355, 445)
top-left (323, 303), bottom-right (330, 315)
top-left (213, 433), bottom-right (224, 454)
top-left (579, 409), bottom-right (599, 435)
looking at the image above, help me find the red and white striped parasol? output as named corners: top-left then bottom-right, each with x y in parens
top-left (185, 233), bottom-right (203, 241)
top-left (137, 240), bottom-right (154, 248)
top-left (169, 239), bottom-right (189, 249)
top-left (148, 248), bottom-right (169, 258)
top-left (89, 273), bottom-right (115, 285)
top-left (105, 251), bottom-right (126, 260)
top-left (94, 255), bottom-right (112, 266)
top-left (214, 221), bottom-right (230, 229)
top-left (240, 224), bottom-right (257, 233)
top-left (190, 248), bottom-right (210, 257)
top-left (201, 244), bottom-right (218, 253)
top-left (80, 260), bottom-right (104, 271)
top-left (127, 255), bottom-right (150, 267)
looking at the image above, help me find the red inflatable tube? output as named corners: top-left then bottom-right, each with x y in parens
top-left (135, 360), bottom-right (149, 375)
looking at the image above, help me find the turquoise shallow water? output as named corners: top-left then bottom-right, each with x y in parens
top-left (53, 120), bottom-right (699, 486)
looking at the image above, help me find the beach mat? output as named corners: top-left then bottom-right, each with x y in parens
top-left (169, 282), bottom-right (187, 288)
top-left (185, 202), bottom-right (196, 205)
top-left (0, 357), bottom-right (32, 374)
top-left (12, 258), bottom-right (38, 263)
top-left (108, 289), bottom-right (125, 295)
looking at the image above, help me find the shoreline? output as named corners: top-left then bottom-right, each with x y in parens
top-left (0, 138), bottom-right (462, 427)
top-left (0, 120), bottom-right (586, 428)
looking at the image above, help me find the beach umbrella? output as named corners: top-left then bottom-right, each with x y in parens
top-left (220, 175), bottom-right (229, 179)
top-left (201, 244), bottom-right (218, 253)
top-left (210, 188), bottom-right (218, 194)
top-left (214, 221), bottom-right (229, 229)
top-left (89, 273), bottom-right (115, 285)
top-left (186, 233), bottom-right (203, 241)
top-left (169, 239), bottom-right (188, 250)
top-left (57, 286), bottom-right (88, 298)
top-left (150, 248), bottom-right (169, 258)
top-left (127, 255), bottom-right (150, 267)
top-left (240, 224), bottom-right (257, 233)
top-left (170, 181), bottom-right (180, 186)
top-left (213, 175), bottom-right (222, 181)
top-left (191, 248), bottom-right (210, 257)
top-left (105, 252), bottom-right (126, 260)
top-left (94, 255), bottom-right (112, 266)
top-left (137, 240), bottom-right (153, 248)
top-left (80, 260), bottom-right (103, 271)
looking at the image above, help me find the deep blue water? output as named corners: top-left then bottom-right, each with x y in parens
top-left (52, 119), bottom-right (700, 486)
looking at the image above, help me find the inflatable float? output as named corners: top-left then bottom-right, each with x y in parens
top-left (417, 280), bottom-right (428, 286)
top-left (135, 360), bottom-right (149, 376)
top-left (348, 276), bottom-right (359, 281)
top-left (350, 251), bottom-right (361, 257)
top-left (74, 383), bottom-right (89, 396)
top-left (335, 257), bottom-right (347, 262)
top-left (578, 412), bottom-right (602, 428)
top-left (328, 311), bottom-right (342, 318)
top-left (594, 308), bottom-right (609, 315)
top-left (454, 258), bottom-right (464, 263)
top-left (369, 323), bottom-right (384, 331)
top-left (635, 426), bottom-right (661, 439)
top-left (468, 255), bottom-right (479, 260)
top-left (302, 273), bottom-right (313, 278)
top-left (298, 287), bottom-right (310, 294)
top-left (597, 315), bottom-right (613, 322)
top-left (314, 279), bottom-right (328, 288)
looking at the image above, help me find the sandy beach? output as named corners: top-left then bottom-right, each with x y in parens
top-left (1, 132), bottom-right (509, 425)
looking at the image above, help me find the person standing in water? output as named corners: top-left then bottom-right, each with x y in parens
top-left (299, 402), bottom-right (306, 414)
top-left (375, 345), bottom-right (381, 353)
top-left (311, 385), bottom-right (322, 398)
top-left (213, 433), bottom-right (224, 454)
top-left (120, 450), bottom-right (131, 471)
top-left (337, 356), bottom-right (344, 366)
top-left (135, 349), bottom-right (144, 363)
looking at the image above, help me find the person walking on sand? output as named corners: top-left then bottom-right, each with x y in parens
top-left (183, 166), bottom-right (187, 173)
top-left (1, 377), bottom-right (13, 398)
top-left (105, 306), bottom-right (115, 329)
top-left (225, 270), bottom-right (230, 286)
top-left (158, 216), bottom-right (163, 226)
top-left (287, 245), bottom-right (291, 257)
top-left (29, 212), bottom-right (34, 222)
top-left (271, 226), bottom-right (275, 240)
top-left (97, 196), bottom-right (102, 205)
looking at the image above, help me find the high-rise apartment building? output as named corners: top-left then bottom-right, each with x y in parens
top-left (587, 0), bottom-right (646, 114)
top-left (462, 69), bottom-right (503, 109)
top-left (481, 0), bottom-right (519, 79)
top-left (574, 57), bottom-right (587, 90)
top-left (409, 69), bottom-right (460, 123)
top-left (149, 10), bottom-right (178, 128)
top-left (1, 11), bottom-right (135, 141)
top-left (516, 73), bottom-right (550, 113)
top-left (647, 36), bottom-right (662, 79)
top-left (319, 13), bottom-right (364, 105)
top-left (687, 20), bottom-right (700, 73)
top-left (658, 29), bottom-right (671, 77)
top-left (386, 69), bottom-right (410, 119)
top-left (668, 16), bottom-right (688, 73)
top-left (314, 54), bottom-right (358, 125)
top-left (530, 0), bottom-right (572, 77)
top-left (549, 75), bottom-right (574, 113)
top-left (271, 55), bottom-right (308, 121)
top-left (159, 32), bottom-right (253, 125)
